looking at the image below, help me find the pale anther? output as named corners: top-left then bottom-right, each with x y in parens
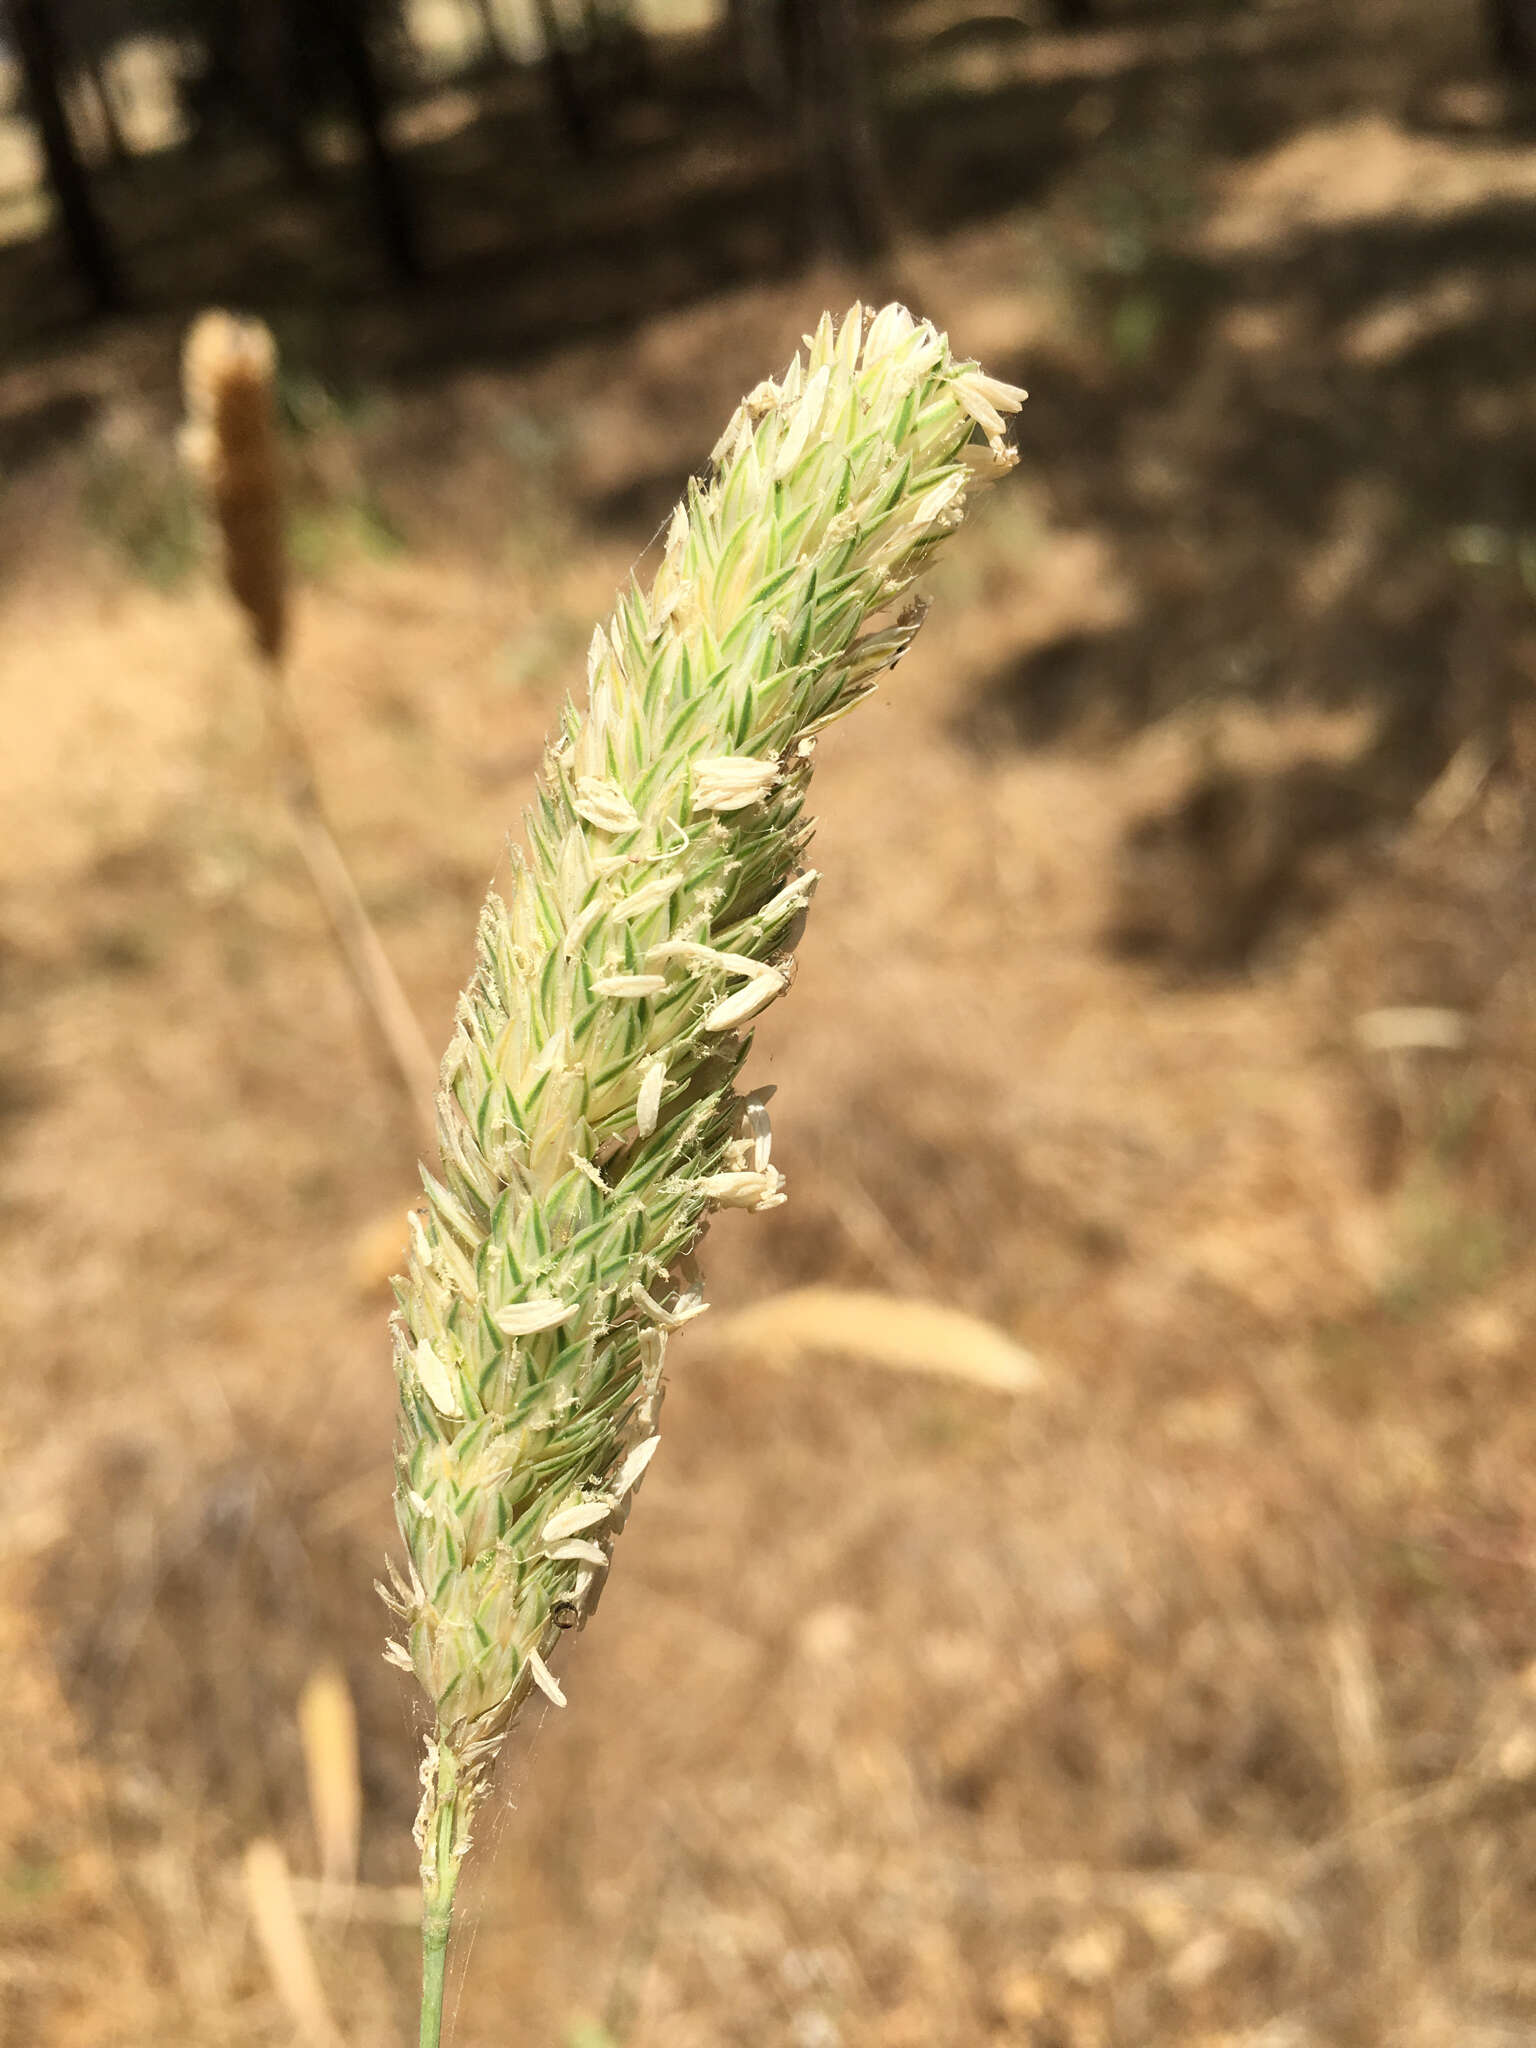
top-left (414, 1339), bottom-right (463, 1418)
top-left (631, 1280), bottom-right (708, 1330)
top-left (649, 939), bottom-right (763, 978)
top-left (492, 1299), bottom-right (577, 1336)
top-left (594, 972), bottom-right (667, 999)
top-left (615, 1436), bottom-right (662, 1496)
top-left (572, 778), bottom-right (640, 833)
top-left (528, 1650), bottom-right (567, 1708)
top-left (542, 1502), bottom-right (611, 1542)
top-left (693, 755), bottom-right (781, 811)
top-left (636, 1058), bottom-right (666, 1139)
top-left (696, 1166), bottom-right (788, 1212)
top-left (704, 968), bottom-right (787, 1031)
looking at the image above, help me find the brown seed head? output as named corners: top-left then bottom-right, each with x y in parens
top-left (181, 309), bottom-right (287, 664)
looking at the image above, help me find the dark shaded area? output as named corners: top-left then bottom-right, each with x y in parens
top-left (45, 1440), bottom-right (420, 1864)
top-left (1108, 757), bottom-right (1397, 970)
top-left (2, 6), bottom-right (1533, 974)
top-left (315, 0), bottom-right (424, 282)
top-left (8, 0), bottom-right (124, 311)
top-left (947, 143), bottom-right (1536, 970)
top-left (1488, 0), bottom-right (1536, 79)
top-left (0, 0), bottom-right (1485, 368)
top-left (583, 460), bottom-right (704, 536)
top-left (5, 0), bottom-right (1532, 988)
top-left (0, 385), bottom-right (98, 470)
top-left (785, 0), bottom-right (892, 259)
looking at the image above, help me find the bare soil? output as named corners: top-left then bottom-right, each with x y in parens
top-left (6, 2), bottom-right (1536, 2044)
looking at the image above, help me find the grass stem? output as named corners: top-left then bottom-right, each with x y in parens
top-left (418, 1745), bottom-right (465, 2048)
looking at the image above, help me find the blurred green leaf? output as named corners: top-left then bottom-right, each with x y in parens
top-left (1447, 523), bottom-right (1509, 569)
top-left (81, 443), bottom-right (198, 589)
top-left (1110, 291), bottom-right (1164, 368)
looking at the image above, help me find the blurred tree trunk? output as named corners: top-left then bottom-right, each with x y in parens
top-left (530, 0), bottom-right (594, 153)
top-left (176, 3), bottom-right (319, 187)
top-left (314, 0), bottom-right (424, 281)
top-left (8, 0), bottom-right (123, 310)
top-left (728, 0), bottom-right (792, 112)
top-left (582, 0), bottom-right (652, 98)
top-left (1487, 0), bottom-right (1536, 76)
top-left (785, 0), bottom-right (890, 262)
top-left (466, 0), bottom-right (512, 66)
top-left (254, 2), bottom-right (322, 190)
top-left (80, 53), bottom-right (132, 170)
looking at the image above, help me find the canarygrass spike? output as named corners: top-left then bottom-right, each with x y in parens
top-left (180, 310), bottom-right (288, 664)
top-left (387, 303), bottom-right (1024, 2047)
top-left (180, 309), bottom-right (441, 1144)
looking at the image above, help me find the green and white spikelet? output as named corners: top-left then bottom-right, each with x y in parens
top-left (386, 303), bottom-right (1024, 1933)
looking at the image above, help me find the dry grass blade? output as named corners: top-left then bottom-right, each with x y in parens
top-left (242, 1837), bottom-right (343, 2047)
top-left (1324, 1616), bottom-right (1416, 1993)
top-left (711, 1285), bottom-right (1044, 1392)
top-left (277, 799), bottom-right (440, 1145)
top-left (1413, 732), bottom-right (1496, 835)
top-left (1354, 1007), bottom-right (1470, 1054)
top-left (220, 1866), bottom-right (421, 1924)
top-left (298, 1663), bottom-right (362, 1894)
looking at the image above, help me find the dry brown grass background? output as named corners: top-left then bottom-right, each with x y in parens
top-left (6, 1), bottom-right (1536, 2042)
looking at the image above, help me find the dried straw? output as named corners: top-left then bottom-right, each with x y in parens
top-left (243, 1837), bottom-right (342, 2047)
top-left (298, 1663), bottom-right (361, 1897)
top-left (710, 1284), bottom-right (1045, 1391)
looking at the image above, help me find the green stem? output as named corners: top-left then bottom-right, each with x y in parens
top-left (418, 1744), bottom-right (465, 2048)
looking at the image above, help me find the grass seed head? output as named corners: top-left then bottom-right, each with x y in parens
top-left (389, 303), bottom-right (1025, 1866)
top-left (181, 309), bottom-right (288, 664)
